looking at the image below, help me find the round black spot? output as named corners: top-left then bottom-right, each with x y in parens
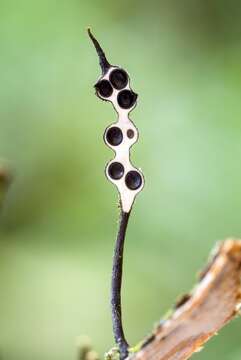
top-left (117, 90), bottom-right (137, 109)
top-left (127, 129), bottom-right (135, 139)
top-left (110, 69), bottom-right (128, 90)
top-left (108, 162), bottom-right (124, 180)
top-left (106, 127), bottom-right (123, 146)
top-left (95, 80), bottom-right (113, 98)
top-left (125, 171), bottom-right (142, 190)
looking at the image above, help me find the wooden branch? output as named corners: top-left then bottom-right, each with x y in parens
top-left (130, 239), bottom-right (241, 360)
top-left (0, 167), bottom-right (11, 188)
top-left (0, 165), bottom-right (12, 205)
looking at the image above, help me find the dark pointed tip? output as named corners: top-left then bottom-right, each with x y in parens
top-left (87, 28), bottom-right (111, 75)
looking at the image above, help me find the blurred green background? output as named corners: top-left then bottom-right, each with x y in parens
top-left (0, 0), bottom-right (241, 359)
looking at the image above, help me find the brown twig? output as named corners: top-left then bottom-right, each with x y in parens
top-left (0, 167), bottom-right (11, 188)
top-left (129, 239), bottom-right (241, 360)
top-left (0, 165), bottom-right (12, 206)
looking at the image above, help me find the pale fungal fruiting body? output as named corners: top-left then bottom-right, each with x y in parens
top-left (88, 29), bottom-right (144, 360)
top-left (97, 65), bottom-right (144, 212)
top-left (89, 30), bottom-right (144, 213)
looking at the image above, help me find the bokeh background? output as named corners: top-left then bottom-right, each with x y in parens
top-left (1, 0), bottom-right (241, 359)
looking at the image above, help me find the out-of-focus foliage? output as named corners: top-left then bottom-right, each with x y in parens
top-left (0, 1), bottom-right (241, 359)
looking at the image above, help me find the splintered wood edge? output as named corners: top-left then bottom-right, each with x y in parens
top-left (130, 239), bottom-right (241, 360)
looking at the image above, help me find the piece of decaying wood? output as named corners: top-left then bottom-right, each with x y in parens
top-left (130, 239), bottom-right (241, 360)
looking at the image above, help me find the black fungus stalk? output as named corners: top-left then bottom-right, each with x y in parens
top-left (111, 210), bottom-right (131, 360)
top-left (88, 29), bottom-right (142, 360)
top-left (88, 29), bottom-right (130, 359)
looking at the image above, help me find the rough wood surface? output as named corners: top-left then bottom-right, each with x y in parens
top-left (130, 239), bottom-right (241, 360)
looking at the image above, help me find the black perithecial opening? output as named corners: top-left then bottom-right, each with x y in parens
top-left (108, 162), bottom-right (125, 180)
top-left (127, 129), bottom-right (135, 139)
top-left (125, 170), bottom-right (142, 190)
top-left (110, 69), bottom-right (128, 90)
top-left (106, 127), bottom-right (123, 146)
top-left (95, 80), bottom-right (113, 98)
top-left (117, 90), bottom-right (138, 109)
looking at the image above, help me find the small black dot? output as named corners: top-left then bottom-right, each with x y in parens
top-left (106, 127), bottom-right (123, 146)
top-left (95, 80), bottom-right (113, 98)
top-left (117, 90), bottom-right (137, 109)
top-left (108, 162), bottom-right (124, 180)
top-left (125, 171), bottom-right (142, 190)
top-left (110, 69), bottom-right (128, 90)
top-left (127, 129), bottom-right (135, 139)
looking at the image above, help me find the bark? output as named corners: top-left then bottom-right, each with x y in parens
top-left (130, 239), bottom-right (241, 360)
